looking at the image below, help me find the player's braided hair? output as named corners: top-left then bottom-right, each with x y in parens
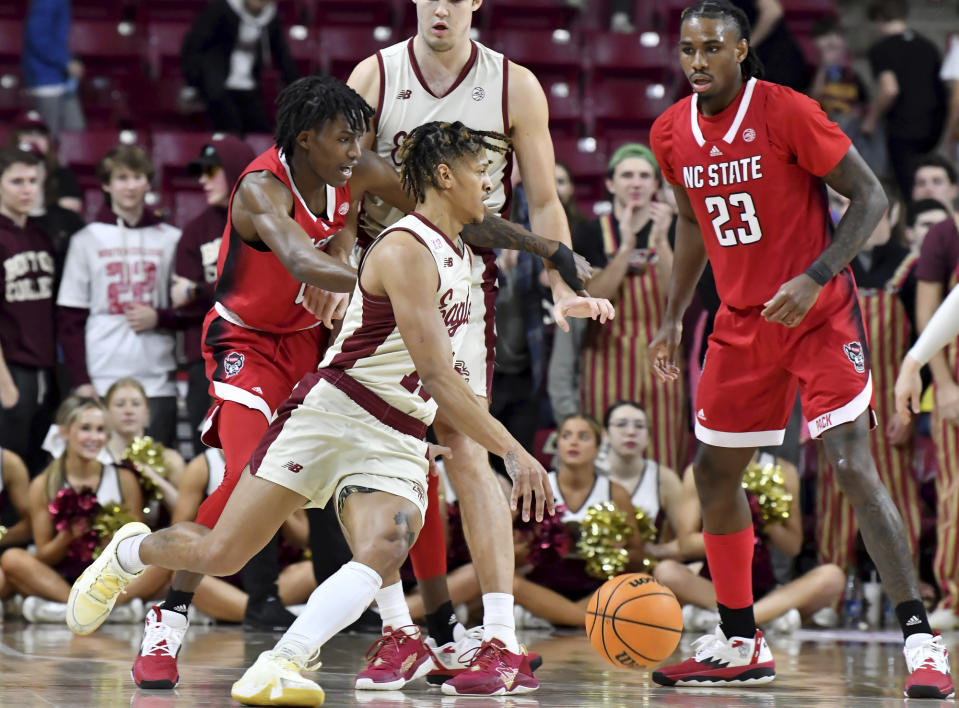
top-left (274, 75), bottom-right (375, 159)
top-left (397, 121), bottom-right (509, 205)
top-left (681, 0), bottom-right (765, 80)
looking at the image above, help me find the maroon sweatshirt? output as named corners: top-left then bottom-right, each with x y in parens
top-left (0, 213), bottom-right (56, 369)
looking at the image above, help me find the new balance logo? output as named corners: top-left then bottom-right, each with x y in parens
top-left (709, 145), bottom-right (723, 157)
top-left (495, 665), bottom-right (518, 688)
top-left (282, 461), bottom-right (304, 474)
top-left (444, 257), bottom-right (453, 268)
top-left (906, 615), bottom-right (922, 626)
top-left (396, 89), bottom-right (412, 100)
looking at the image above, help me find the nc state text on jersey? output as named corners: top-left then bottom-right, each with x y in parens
top-left (682, 155), bottom-right (764, 189)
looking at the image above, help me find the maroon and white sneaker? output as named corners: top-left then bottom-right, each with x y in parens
top-left (441, 638), bottom-right (538, 696)
top-left (354, 625), bottom-right (437, 690)
top-left (904, 633), bottom-right (954, 698)
top-left (131, 606), bottom-right (188, 689)
top-left (652, 627), bottom-right (775, 687)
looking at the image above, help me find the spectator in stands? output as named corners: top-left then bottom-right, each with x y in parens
top-left (907, 199), bottom-right (952, 254)
top-left (656, 454), bottom-right (844, 635)
top-left (56, 146), bottom-right (181, 447)
top-left (8, 111), bottom-right (83, 214)
top-left (0, 149), bottom-right (58, 476)
top-left (169, 136), bottom-right (254, 453)
top-left (911, 154), bottom-right (958, 210)
top-left (181, 0), bottom-right (299, 135)
top-left (555, 161), bottom-right (586, 237)
top-left (730, 0), bottom-right (809, 92)
top-left (940, 41), bottom-right (959, 162)
top-left (864, 0), bottom-right (947, 198)
top-left (809, 20), bottom-right (885, 176)
top-left (22, 0), bottom-right (85, 137)
top-left (574, 143), bottom-right (686, 471)
top-left (0, 398), bottom-right (149, 624)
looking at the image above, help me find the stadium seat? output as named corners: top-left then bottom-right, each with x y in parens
top-left (544, 80), bottom-right (585, 139)
top-left (59, 130), bottom-right (151, 190)
top-left (553, 136), bottom-right (611, 207)
top-left (145, 22), bottom-right (191, 80)
top-left (317, 26), bottom-right (398, 81)
top-left (172, 189), bottom-right (209, 229)
top-left (484, 0), bottom-right (581, 31)
top-left (151, 131), bottom-right (215, 194)
top-left (133, 78), bottom-right (209, 132)
top-left (0, 19), bottom-right (23, 63)
top-left (584, 30), bottom-right (671, 82)
top-left (586, 80), bottom-right (668, 144)
top-left (246, 133), bottom-right (275, 156)
top-left (313, 0), bottom-right (395, 28)
top-left (488, 29), bottom-right (583, 86)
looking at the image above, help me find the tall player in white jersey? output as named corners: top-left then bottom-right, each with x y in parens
top-left (343, 1), bottom-right (612, 693)
top-left (64, 122), bottom-right (555, 707)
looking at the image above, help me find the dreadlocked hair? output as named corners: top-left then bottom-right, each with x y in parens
top-left (274, 75), bottom-right (375, 158)
top-left (681, 0), bottom-right (765, 80)
top-left (397, 121), bottom-right (510, 205)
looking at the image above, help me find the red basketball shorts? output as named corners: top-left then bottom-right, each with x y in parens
top-left (695, 271), bottom-right (874, 448)
top-left (199, 310), bottom-right (328, 449)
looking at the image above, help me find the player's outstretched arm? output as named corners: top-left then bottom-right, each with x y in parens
top-left (649, 185), bottom-right (708, 382)
top-left (762, 146), bottom-right (887, 327)
top-left (365, 231), bottom-right (555, 522)
top-left (231, 172), bottom-right (357, 292)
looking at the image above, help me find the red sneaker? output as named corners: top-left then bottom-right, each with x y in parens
top-left (651, 627), bottom-right (775, 687)
top-left (131, 606), bottom-right (188, 689)
top-left (354, 626), bottom-right (437, 690)
top-left (441, 638), bottom-right (539, 696)
top-left (904, 633), bottom-right (954, 699)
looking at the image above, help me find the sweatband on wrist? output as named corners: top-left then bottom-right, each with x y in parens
top-left (804, 261), bottom-right (832, 286)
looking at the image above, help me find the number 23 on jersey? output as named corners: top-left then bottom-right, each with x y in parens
top-left (704, 192), bottom-right (763, 247)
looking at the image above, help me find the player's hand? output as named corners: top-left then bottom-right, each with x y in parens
top-left (935, 378), bottom-right (959, 426)
top-left (649, 202), bottom-right (674, 245)
top-left (504, 445), bottom-right (555, 522)
top-left (894, 354), bottom-right (923, 425)
top-left (574, 251), bottom-right (594, 284)
top-left (426, 443), bottom-right (452, 477)
top-left (301, 286), bottom-right (350, 329)
top-left (761, 274), bottom-right (822, 328)
top-left (552, 293), bottom-right (615, 333)
top-left (170, 275), bottom-right (196, 308)
top-left (885, 413), bottom-right (913, 446)
top-left (0, 380), bottom-right (18, 409)
top-left (649, 319), bottom-right (683, 382)
top-left (74, 383), bottom-right (98, 400)
top-left (125, 303), bottom-right (159, 332)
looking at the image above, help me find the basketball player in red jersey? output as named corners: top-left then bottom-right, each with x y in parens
top-left (119, 75), bottom-right (591, 691)
top-left (647, 1), bottom-right (951, 699)
top-left (341, 1), bottom-right (614, 694)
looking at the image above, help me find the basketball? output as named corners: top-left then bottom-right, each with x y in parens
top-left (586, 573), bottom-right (683, 670)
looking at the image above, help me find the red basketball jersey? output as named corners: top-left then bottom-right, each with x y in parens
top-left (651, 79), bottom-right (851, 309)
top-left (213, 146), bottom-right (351, 333)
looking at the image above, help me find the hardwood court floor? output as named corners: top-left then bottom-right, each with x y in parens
top-left (1, 620), bottom-right (955, 707)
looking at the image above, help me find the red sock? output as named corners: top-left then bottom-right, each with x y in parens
top-left (195, 403), bottom-right (269, 529)
top-left (703, 525), bottom-right (755, 610)
top-left (409, 471), bottom-right (447, 580)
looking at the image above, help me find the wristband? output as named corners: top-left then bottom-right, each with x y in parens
top-left (549, 242), bottom-right (585, 292)
top-left (804, 261), bottom-right (832, 287)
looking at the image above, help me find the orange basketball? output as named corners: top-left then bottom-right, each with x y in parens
top-left (586, 573), bottom-right (683, 670)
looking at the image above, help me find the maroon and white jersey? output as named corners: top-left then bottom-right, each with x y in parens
top-left (213, 147), bottom-right (351, 333)
top-left (318, 213), bottom-right (472, 426)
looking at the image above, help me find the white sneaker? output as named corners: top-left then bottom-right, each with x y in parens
top-left (427, 624), bottom-right (483, 674)
top-left (681, 604), bottom-right (720, 633)
top-left (132, 605), bottom-right (189, 689)
top-left (928, 607), bottom-right (959, 632)
top-left (765, 608), bottom-right (801, 635)
top-left (22, 596), bottom-right (67, 623)
top-left (514, 605), bottom-right (553, 630)
top-left (652, 626), bottom-right (776, 686)
top-left (904, 634), bottom-right (955, 698)
top-left (186, 605), bottom-right (215, 626)
top-left (108, 598), bottom-right (145, 624)
top-left (811, 606), bottom-right (839, 628)
top-left (231, 650), bottom-right (324, 707)
top-left (66, 521), bottom-right (150, 635)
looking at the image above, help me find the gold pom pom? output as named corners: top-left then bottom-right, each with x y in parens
top-left (124, 436), bottom-right (169, 502)
top-left (742, 460), bottom-right (792, 525)
top-left (91, 504), bottom-right (136, 558)
top-left (577, 502), bottom-right (633, 580)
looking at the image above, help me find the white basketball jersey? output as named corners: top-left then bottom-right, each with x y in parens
top-left (319, 213), bottom-right (473, 426)
top-left (630, 460), bottom-right (661, 521)
top-left (548, 471), bottom-right (612, 524)
top-left (204, 448), bottom-right (226, 497)
top-left (360, 39), bottom-right (512, 237)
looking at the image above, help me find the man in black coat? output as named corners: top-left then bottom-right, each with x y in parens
top-left (181, 0), bottom-right (299, 134)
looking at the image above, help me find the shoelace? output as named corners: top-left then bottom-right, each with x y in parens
top-left (89, 570), bottom-right (123, 605)
top-left (364, 627), bottom-right (419, 666)
top-left (458, 641), bottom-right (508, 670)
top-left (908, 638), bottom-right (951, 674)
top-left (691, 630), bottom-right (727, 660)
top-left (448, 626), bottom-right (484, 653)
top-left (141, 621), bottom-right (178, 659)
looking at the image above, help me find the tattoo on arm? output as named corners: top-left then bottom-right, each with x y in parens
top-left (503, 451), bottom-right (519, 481)
top-left (812, 149), bottom-right (888, 282)
top-left (461, 216), bottom-right (556, 258)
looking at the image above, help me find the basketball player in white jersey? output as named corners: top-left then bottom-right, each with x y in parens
top-left (341, 2), bottom-right (610, 692)
top-left (65, 121), bottom-right (554, 706)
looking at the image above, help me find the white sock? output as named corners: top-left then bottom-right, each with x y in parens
top-left (374, 581), bottom-right (416, 636)
top-left (905, 632), bottom-right (934, 651)
top-left (482, 592), bottom-right (519, 653)
top-left (116, 534), bottom-right (148, 574)
top-left (275, 561), bottom-right (382, 661)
